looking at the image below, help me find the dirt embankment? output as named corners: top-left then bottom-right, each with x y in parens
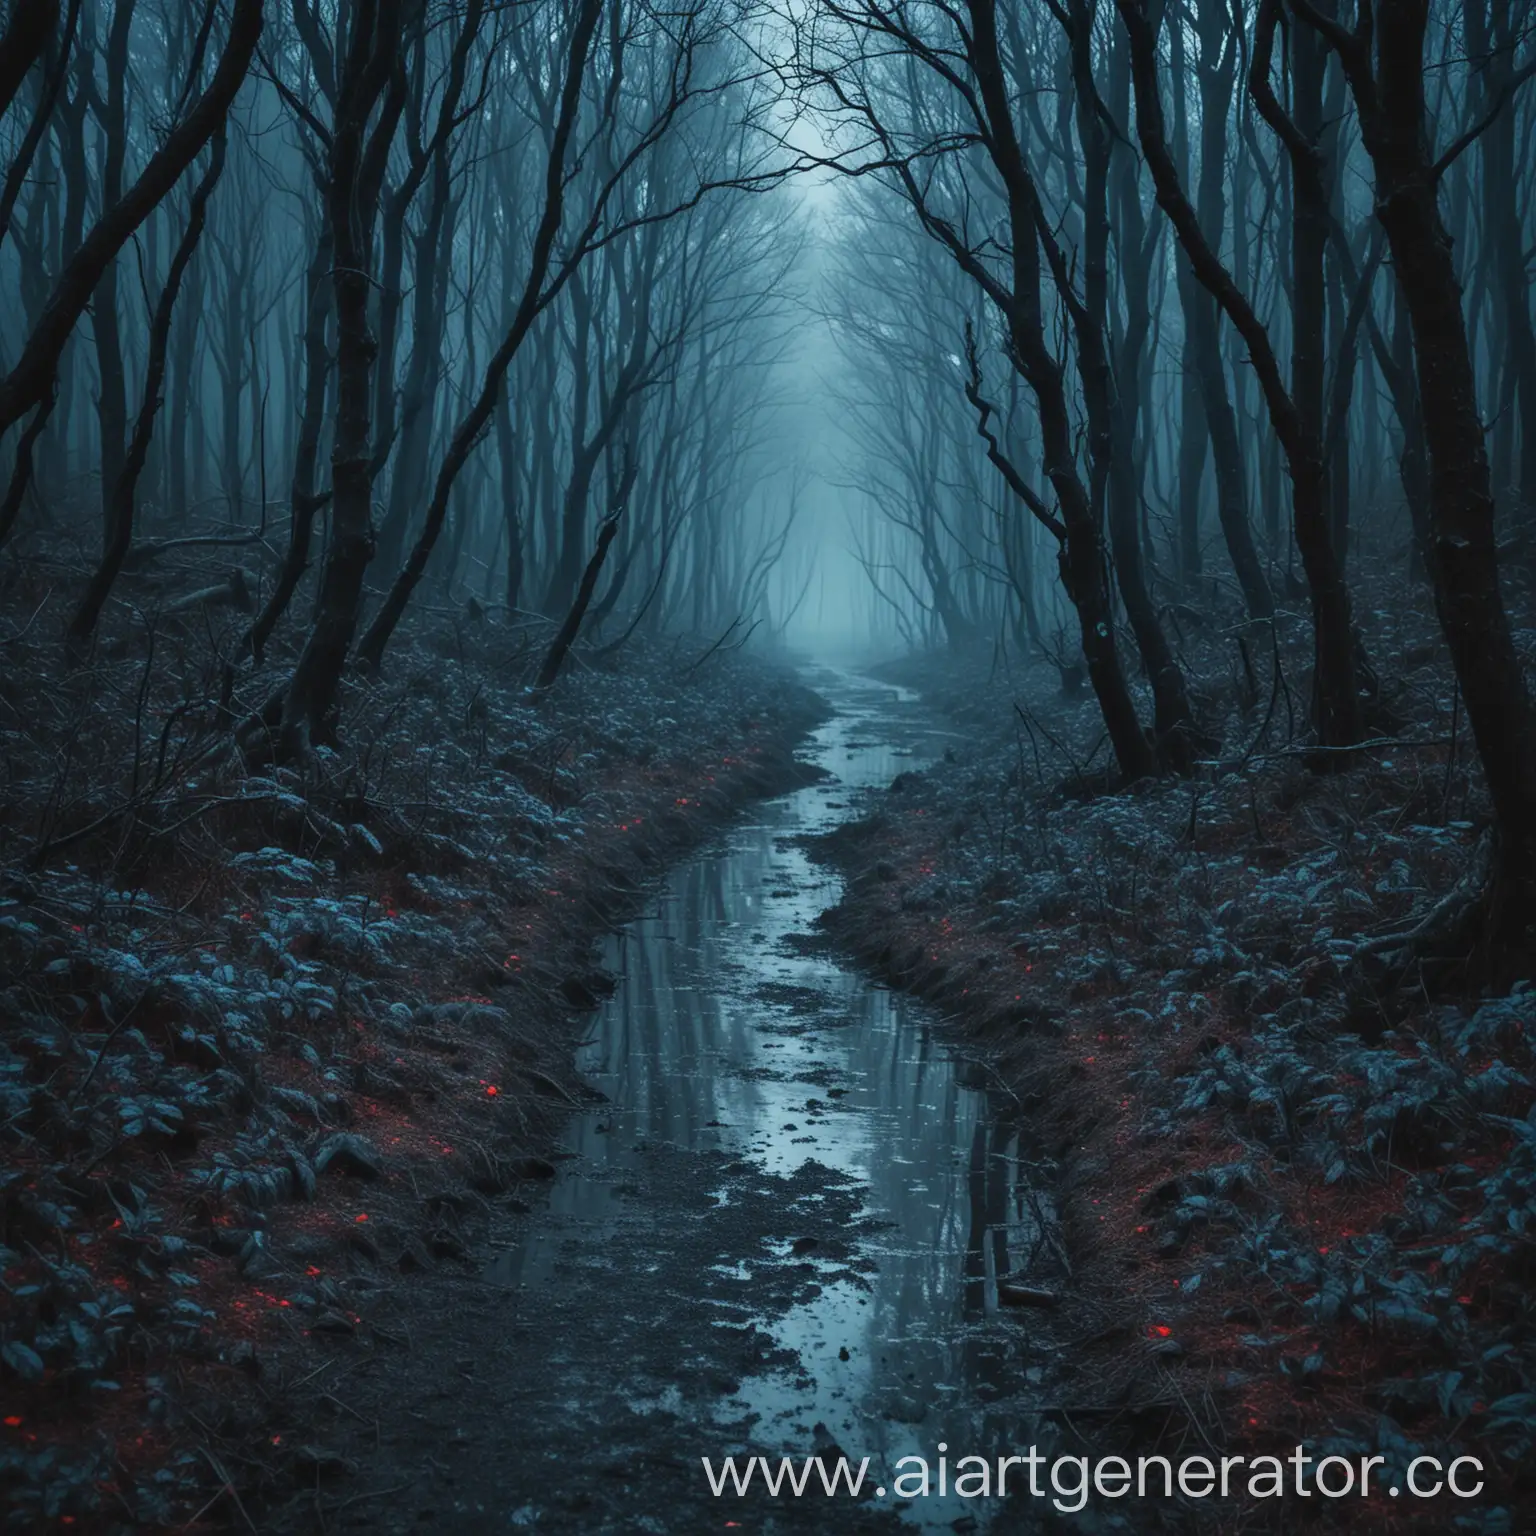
top-left (814, 647), bottom-right (1532, 1533)
top-left (0, 617), bottom-right (826, 1531)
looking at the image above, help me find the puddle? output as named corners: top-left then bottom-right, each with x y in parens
top-left (488, 671), bottom-right (1059, 1530)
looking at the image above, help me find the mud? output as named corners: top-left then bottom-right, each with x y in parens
top-left (251, 673), bottom-right (1081, 1535)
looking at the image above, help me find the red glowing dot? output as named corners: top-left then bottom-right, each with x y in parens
top-left (486, 1085), bottom-right (499, 1097)
top-left (1149, 1324), bottom-right (1172, 1339)
top-left (272, 1435), bottom-right (282, 1446)
top-left (3, 1417), bottom-right (20, 1428)
top-left (306, 1266), bottom-right (322, 1277)
top-left (355, 1213), bottom-right (369, 1223)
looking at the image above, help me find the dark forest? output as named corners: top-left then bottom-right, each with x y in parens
top-left (1, 0), bottom-right (1534, 1529)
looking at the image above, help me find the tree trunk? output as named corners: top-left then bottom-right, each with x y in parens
top-left (69, 134), bottom-right (226, 642)
top-left (90, 0), bottom-right (138, 536)
top-left (1468, 0), bottom-right (1536, 516)
top-left (1319, 0), bottom-right (1536, 966)
top-left (1116, 0), bottom-right (1361, 752)
top-left (1062, 0), bottom-right (1198, 766)
top-left (960, 0), bottom-right (1156, 780)
top-left (354, 0), bottom-right (605, 673)
top-left (1189, 0), bottom-right (1274, 618)
top-left (246, 224), bottom-right (331, 660)
top-left (275, 0), bottom-right (411, 755)
top-left (0, 0), bottom-right (263, 444)
top-left (0, 0), bottom-right (59, 121)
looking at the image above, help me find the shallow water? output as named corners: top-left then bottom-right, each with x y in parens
top-left (490, 671), bottom-right (1057, 1529)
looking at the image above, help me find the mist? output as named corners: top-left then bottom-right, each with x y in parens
top-left (3, 0), bottom-right (1535, 1528)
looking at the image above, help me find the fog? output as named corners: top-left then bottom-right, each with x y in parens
top-left (5, 1), bottom-right (1536, 1523)
top-left (0, 0), bottom-right (1533, 852)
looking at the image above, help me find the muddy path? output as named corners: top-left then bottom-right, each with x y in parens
top-left (265, 673), bottom-right (1074, 1534)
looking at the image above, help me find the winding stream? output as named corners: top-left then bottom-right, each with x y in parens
top-left (488, 672), bottom-right (1061, 1531)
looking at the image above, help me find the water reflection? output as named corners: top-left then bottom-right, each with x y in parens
top-left (492, 673), bottom-right (1056, 1530)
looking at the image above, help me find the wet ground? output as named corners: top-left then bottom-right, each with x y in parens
top-left (278, 673), bottom-right (1073, 1534)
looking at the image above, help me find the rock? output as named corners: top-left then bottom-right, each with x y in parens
top-left (790, 1237), bottom-right (819, 1257)
top-left (314, 1133), bottom-right (384, 1180)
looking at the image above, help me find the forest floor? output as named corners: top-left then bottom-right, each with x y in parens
top-left (0, 554), bottom-right (837, 1531)
top-left (6, 544), bottom-right (1536, 1535)
top-left (813, 576), bottom-right (1536, 1533)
